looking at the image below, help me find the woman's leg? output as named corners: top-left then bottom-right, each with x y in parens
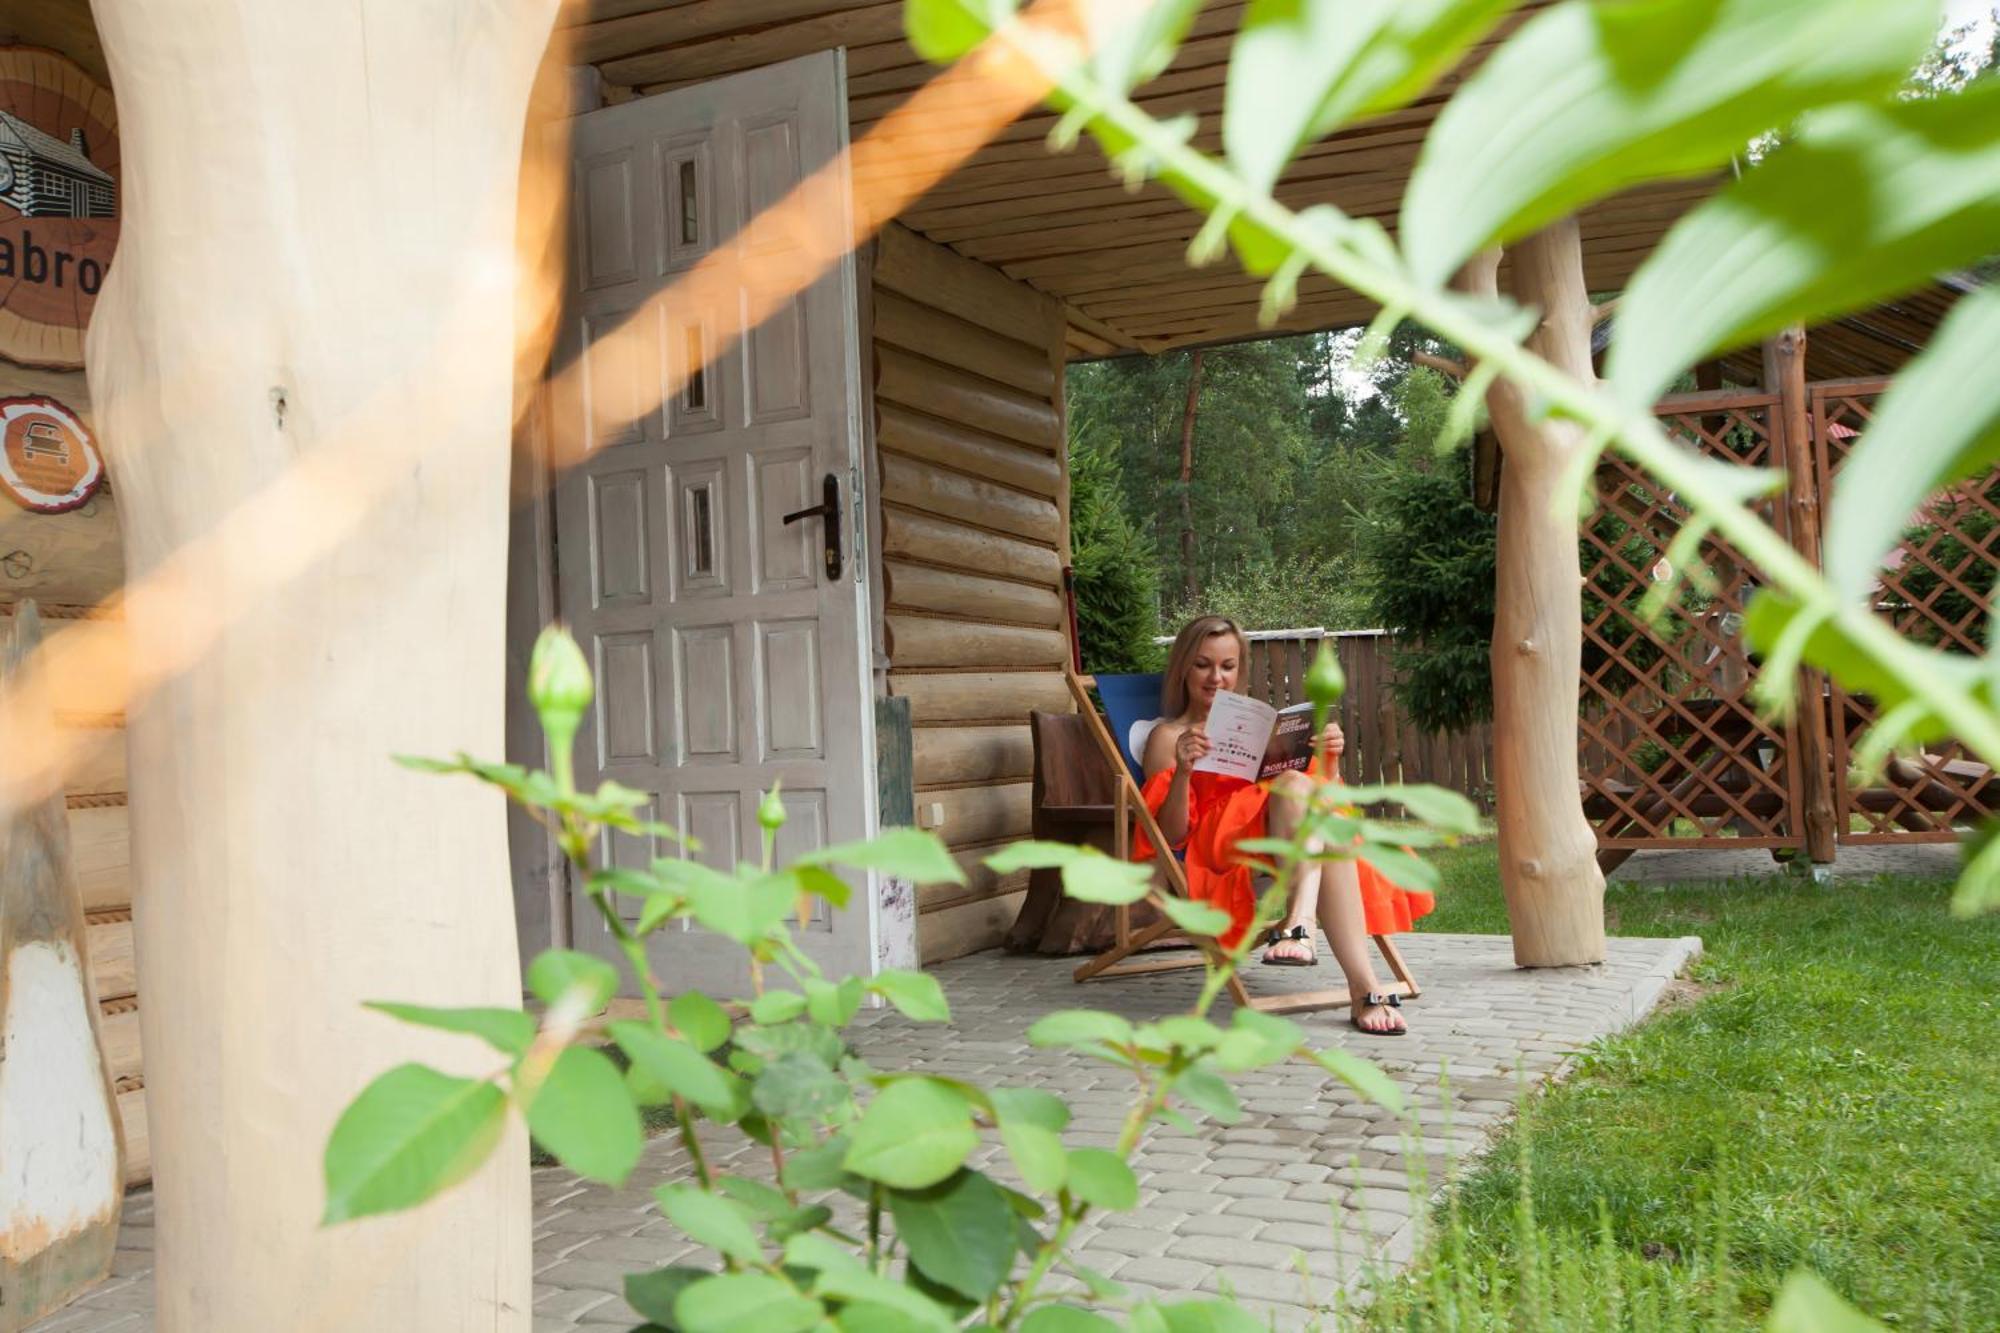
top-left (1261, 772), bottom-right (1322, 963)
top-left (1316, 858), bottom-right (1406, 1034)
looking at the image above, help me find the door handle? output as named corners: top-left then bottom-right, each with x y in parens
top-left (781, 473), bottom-right (842, 581)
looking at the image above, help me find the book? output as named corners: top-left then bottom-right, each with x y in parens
top-left (1191, 690), bottom-right (1320, 783)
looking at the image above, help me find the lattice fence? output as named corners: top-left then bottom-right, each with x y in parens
top-left (1580, 391), bottom-right (1806, 860)
top-left (1815, 380), bottom-right (2000, 842)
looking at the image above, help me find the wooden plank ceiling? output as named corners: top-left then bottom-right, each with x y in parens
top-left (562, 0), bottom-right (1718, 359)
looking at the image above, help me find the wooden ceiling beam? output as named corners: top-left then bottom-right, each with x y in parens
top-left (570, 0), bottom-right (882, 65)
top-left (598, 2), bottom-right (906, 85)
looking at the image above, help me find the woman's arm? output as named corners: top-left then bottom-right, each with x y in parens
top-left (1143, 722), bottom-right (1206, 845)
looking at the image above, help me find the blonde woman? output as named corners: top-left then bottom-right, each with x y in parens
top-left (1133, 616), bottom-right (1432, 1036)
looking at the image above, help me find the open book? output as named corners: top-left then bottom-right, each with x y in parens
top-left (1191, 691), bottom-right (1319, 783)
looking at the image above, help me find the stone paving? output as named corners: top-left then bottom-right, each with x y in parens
top-left (31, 930), bottom-right (1701, 1333)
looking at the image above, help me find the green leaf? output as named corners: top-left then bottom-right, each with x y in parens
top-left (1225, 0), bottom-right (1513, 195)
top-left (793, 864), bottom-right (852, 909)
top-left (525, 1045), bottom-right (643, 1184)
top-left (655, 1184), bottom-right (765, 1266)
top-left (1365, 783), bottom-right (1483, 836)
top-left (1402, 0), bottom-right (1938, 285)
top-left (1021, 1307), bottom-right (1121, 1333)
top-left (1306, 1044), bottom-right (1407, 1113)
top-left (752, 1051), bottom-right (851, 1123)
top-left (981, 840), bottom-right (1155, 901)
top-left (1822, 287), bottom-right (2000, 604)
top-left (1027, 1009), bottom-right (1134, 1049)
top-left (1767, 1270), bottom-right (1891, 1333)
top-left (321, 1064), bottom-right (508, 1224)
top-left (525, 949), bottom-right (619, 1013)
top-left (1611, 83), bottom-right (2000, 405)
top-left (887, 1168), bottom-right (1019, 1300)
top-left (609, 1020), bottom-right (747, 1120)
top-left (995, 1118), bottom-right (1067, 1194)
top-left (905, 0), bottom-right (1016, 64)
top-left (1212, 1008), bottom-right (1305, 1072)
top-left (1144, 1015), bottom-right (1223, 1054)
top-left (670, 991), bottom-right (733, 1053)
top-left (1171, 1068), bottom-right (1242, 1124)
top-left (782, 1134), bottom-right (859, 1192)
top-left (627, 1264), bottom-right (710, 1326)
top-left (805, 976), bottom-right (867, 1027)
top-left (844, 1079), bottom-right (978, 1189)
top-left (866, 968), bottom-right (951, 1022)
top-left (685, 870), bottom-right (797, 945)
top-left (675, 1273), bottom-right (822, 1333)
top-left (751, 990), bottom-right (809, 1024)
top-left (1157, 894), bottom-right (1233, 938)
top-left (1024, 1008), bottom-right (1136, 1048)
top-left (1355, 843), bottom-right (1440, 894)
top-left (1954, 819), bottom-right (2000, 918)
top-left (785, 1233), bottom-right (958, 1329)
top-left (806, 827), bottom-right (966, 885)
top-left (1080, 0), bottom-right (1203, 95)
top-left (1066, 1147), bottom-right (1139, 1211)
top-left (364, 1002), bottom-right (534, 1058)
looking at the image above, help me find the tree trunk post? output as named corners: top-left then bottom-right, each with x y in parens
top-left (83, 3), bottom-right (557, 1327)
top-left (1474, 221), bottom-right (1608, 967)
top-left (1177, 349), bottom-right (1204, 602)
top-left (1765, 327), bottom-right (1839, 865)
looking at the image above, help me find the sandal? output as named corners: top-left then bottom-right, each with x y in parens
top-left (1261, 924), bottom-right (1317, 967)
top-left (1350, 991), bottom-right (1407, 1037)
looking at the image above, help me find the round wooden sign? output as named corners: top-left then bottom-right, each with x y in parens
top-left (0, 47), bottom-right (120, 370)
top-left (0, 395), bottom-right (103, 512)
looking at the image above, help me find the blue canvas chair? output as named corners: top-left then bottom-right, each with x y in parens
top-left (1060, 669), bottom-right (1366, 1016)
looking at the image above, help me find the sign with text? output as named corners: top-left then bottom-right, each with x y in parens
top-left (0, 47), bottom-right (120, 369)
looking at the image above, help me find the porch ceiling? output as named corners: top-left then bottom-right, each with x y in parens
top-left (564, 0), bottom-right (1715, 359)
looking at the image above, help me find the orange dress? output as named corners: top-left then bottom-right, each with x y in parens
top-left (1131, 765), bottom-right (1434, 951)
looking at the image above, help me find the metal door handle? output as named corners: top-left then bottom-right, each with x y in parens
top-left (781, 473), bottom-right (842, 581)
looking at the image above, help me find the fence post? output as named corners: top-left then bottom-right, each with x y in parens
top-left (1767, 328), bottom-right (1839, 864)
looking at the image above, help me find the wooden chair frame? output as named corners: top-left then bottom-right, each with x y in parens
top-left (1063, 669), bottom-right (1420, 1016)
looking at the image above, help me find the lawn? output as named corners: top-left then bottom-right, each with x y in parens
top-left (1362, 843), bottom-right (2000, 1331)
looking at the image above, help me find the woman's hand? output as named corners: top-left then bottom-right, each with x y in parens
top-left (1318, 722), bottom-right (1346, 759)
top-left (1174, 724), bottom-right (1211, 773)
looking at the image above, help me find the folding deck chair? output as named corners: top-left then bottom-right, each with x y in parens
top-left (1064, 668), bottom-right (1420, 1017)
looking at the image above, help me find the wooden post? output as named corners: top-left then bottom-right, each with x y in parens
top-left (0, 604), bottom-right (124, 1332)
top-left (1471, 221), bottom-right (1608, 967)
top-left (1766, 328), bottom-right (1839, 865)
top-left (82, 2), bottom-right (557, 1327)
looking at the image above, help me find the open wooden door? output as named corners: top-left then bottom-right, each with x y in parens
top-left (550, 51), bottom-right (879, 995)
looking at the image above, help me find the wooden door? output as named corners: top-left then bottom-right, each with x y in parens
top-left (552, 51), bottom-right (878, 994)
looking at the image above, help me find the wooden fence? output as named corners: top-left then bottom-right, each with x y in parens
top-left (1222, 628), bottom-right (1497, 814)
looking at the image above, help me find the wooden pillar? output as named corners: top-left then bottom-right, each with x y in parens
top-left (83, 2), bottom-right (557, 1327)
top-left (1766, 328), bottom-right (1839, 865)
top-left (1474, 221), bottom-right (1608, 967)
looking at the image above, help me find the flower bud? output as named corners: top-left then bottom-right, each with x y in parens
top-left (529, 625), bottom-right (593, 738)
top-left (1306, 638), bottom-right (1346, 730)
top-left (758, 782), bottom-right (788, 833)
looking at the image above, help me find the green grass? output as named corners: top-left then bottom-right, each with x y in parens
top-left (1361, 843), bottom-right (2000, 1330)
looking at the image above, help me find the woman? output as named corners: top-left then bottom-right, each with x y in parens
top-left (1134, 616), bottom-right (1433, 1036)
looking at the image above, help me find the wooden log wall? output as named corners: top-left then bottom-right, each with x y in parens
top-left (871, 224), bottom-right (1071, 963)
top-left (0, 379), bottom-right (147, 1189)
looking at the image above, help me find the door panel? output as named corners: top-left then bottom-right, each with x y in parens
top-left (552, 51), bottom-right (877, 994)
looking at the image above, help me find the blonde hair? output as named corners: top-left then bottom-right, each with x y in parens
top-left (1161, 616), bottom-right (1248, 718)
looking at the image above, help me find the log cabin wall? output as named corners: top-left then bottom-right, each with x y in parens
top-left (870, 224), bottom-right (1074, 963)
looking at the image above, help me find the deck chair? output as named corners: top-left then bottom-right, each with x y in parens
top-left (1066, 668), bottom-right (1421, 1016)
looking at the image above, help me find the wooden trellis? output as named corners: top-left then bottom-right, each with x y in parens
top-left (1580, 374), bottom-right (2000, 867)
top-left (1815, 380), bottom-right (2000, 844)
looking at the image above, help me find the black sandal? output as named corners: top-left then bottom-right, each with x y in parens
top-left (1351, 991), bottom-right (1407, 1037)
top-left (1261, 924), bottom-right (1317, 967)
